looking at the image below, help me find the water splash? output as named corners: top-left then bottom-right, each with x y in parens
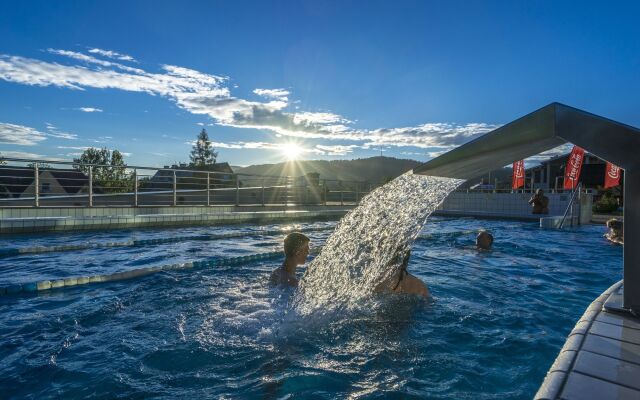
top-left (294, 172), bottom-right (463, 315)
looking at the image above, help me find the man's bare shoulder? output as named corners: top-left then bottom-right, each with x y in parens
top-left (401, 273), bottom-right (430, 298)
top-left (270, 267), bottom-right (298, 286)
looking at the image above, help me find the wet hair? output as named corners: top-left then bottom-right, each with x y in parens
top-left (606, 218), bottom-right (623, 231)
top-left (476, 230), bottom-right (494, 250)
top-left (392, 249), bottom-right (411, 291)
top-left (283, 232), bottom-right (310, 257)
top-left (536, 188), bottom-right (544, 195)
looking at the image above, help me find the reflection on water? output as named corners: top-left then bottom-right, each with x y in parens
top-left (295, 172), bottom-right (463, 315)
top-left (0, 217), bottom-right (622, 399)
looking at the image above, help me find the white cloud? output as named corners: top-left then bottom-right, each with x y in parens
top-left (0, 150), bottom-right (50, 159)
top-left (56, 146), bottom-right (90, 150)
top-left (45, 123), bottom-right (78, 140)
top-left (314, 144), bottom-right (359, 156)
top-left (0, 50), bottom-right (503, 156)
top-left (88, 48), bottom-right (136, 62)
top-left (76, 107), bottom-right (103, 112)
top-left (253, 88), bottom-right (290, 100)
top-left (293, 112), bottom-right (352, 125)
top-left (0, 122), bottom-right (47, 145)
top-left (524, 144), bottom-right (573, 166)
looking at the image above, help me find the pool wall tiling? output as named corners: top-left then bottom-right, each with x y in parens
top-left (0, 205), bottom-right (353, 234)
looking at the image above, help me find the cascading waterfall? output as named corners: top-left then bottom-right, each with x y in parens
top-left (293, 172), bottom-right (464, 315)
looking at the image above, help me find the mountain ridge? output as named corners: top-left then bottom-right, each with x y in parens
top-left (234, 156), bottom-right (422, 183)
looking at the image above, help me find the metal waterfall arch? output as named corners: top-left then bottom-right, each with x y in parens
top-left (413, 102), bottom-right (640, 313)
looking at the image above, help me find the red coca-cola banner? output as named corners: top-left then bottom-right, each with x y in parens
top-left (563, 146), bottom-right (585, 190)
top-left (604, 162), bottom-right (621, 188)
top-left (512, 160), bottom-right (525, 189)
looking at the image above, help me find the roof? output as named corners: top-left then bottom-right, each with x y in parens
top-left (0, 166), bottom-right (89, 197)
top-left (413, 102), bottom-right (640, 179)
top-left (0, 166), bottom-right (36, 198)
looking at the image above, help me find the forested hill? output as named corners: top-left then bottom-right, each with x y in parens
top-left (234, 156), bottom-right (422, 183)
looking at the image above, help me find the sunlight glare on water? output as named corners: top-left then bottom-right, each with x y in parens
top-left (294, 172), bottom-right (463, 315)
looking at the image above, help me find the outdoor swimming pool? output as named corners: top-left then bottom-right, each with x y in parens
top-left (0, 217), bottom-right (622, 399)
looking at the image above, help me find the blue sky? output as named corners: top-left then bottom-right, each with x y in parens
top-left (1, 0), bottom-right (639, 167)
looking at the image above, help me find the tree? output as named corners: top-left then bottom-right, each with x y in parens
top-left (27, 161), bottom-right (51, 169)
top-left (189, 129), bottom-right (218, 168)
top-left (73, 147), bottom-right (131, 193)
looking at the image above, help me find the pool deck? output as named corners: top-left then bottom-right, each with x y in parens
top-left (536, 280), bottom-right (640, 399)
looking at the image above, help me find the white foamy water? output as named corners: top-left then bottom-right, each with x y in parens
top-left (294, 172), bottom-right (463, 315)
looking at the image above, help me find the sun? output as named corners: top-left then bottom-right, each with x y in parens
top-left (280, 143), bottom-right (304, 161)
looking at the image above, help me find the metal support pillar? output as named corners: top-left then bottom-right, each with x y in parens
top-left (235, 176), bottom-right (240, 206)
top-left (284, 177), bottom-right (288, 206)
top-left (323, 180), bottom-right (327, 206)
top-left (172, 171), bottom-right (177, 206)
top-left (88, 166), bottom-right (93, 207)
top-left (34, 164), bottom-right (39, 207)
top-left (624, 169), bottom-right (640, 311)
top-left (206, 173), bottom-right (210, 206)
top-left (133, 169), bottom-right (138, 207)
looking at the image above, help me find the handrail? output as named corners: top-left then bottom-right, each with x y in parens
top-left (0, 156), bottom-right (374, 185)
top-left (559, 182), bottom-right (582, 229)
top-left (0, 157), bottom-right (378, 208)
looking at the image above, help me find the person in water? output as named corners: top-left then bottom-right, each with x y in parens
top-left (528, 189), bottom-right (550, 214)
top-left (476, 230), bottom-right (493, 250)
top-left (270, 232), bottom-right (310, 286)
top-left (375, 248), bottom-right (430, 298)
top-left (604, 218), bottom-right (624, 245)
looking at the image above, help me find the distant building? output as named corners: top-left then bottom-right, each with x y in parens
top-left (0, 166), bottom-right (91, 198)
top-left (525, 152), bottom-right (609, 191)
top-left (145, 162), bottom-right (236, 190)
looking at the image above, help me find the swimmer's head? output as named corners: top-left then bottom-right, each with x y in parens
top-left (476, 230), bottom-right (493, 250)
top-left (284, 232), bottom-right (310, 264)
top-left (606, 218), bottom-right (622, 230)
top-left (389, 246), bottom-right (411, 270)
top-left (536, 188), bottom-right (544, 196)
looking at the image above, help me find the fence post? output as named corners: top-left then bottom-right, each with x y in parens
top-left (261, 179), bottom-right (265, 206)
top-left (206, 172), bottom-right (210, 206)
top-left (235, 175), bottom-right (240, 206)
top-left (356, 182), bottom-right (360, 203)
top-left (173, 170), bottom-right (177, 206)
top-left (284, 176), bottom-right (288, 206)
top-left (340, 181), bottom-right (344, 206)
top-left (133, 168), bottom-right (138, 207)
top-left (34, 163), bottom-right (39, 207)
top-left (323, 180), bottom-right (328, 206)
top-left (88, 165), bottom-right (93, 207)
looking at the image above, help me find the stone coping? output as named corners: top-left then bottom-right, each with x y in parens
top-left (535, 280), bottom-right (640, 399)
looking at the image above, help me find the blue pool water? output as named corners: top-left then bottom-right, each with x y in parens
top-left (0, 218), bottom-right (622, 399)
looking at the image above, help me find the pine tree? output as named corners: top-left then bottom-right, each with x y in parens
top-left (189, 129), bottom-right (218, 168)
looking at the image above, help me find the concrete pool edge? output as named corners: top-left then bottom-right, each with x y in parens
top-left (535, 280), bottom-right (640, 399)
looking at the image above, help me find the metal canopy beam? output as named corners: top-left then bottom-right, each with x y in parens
top-left (413, 102), bottom-right (640, 312)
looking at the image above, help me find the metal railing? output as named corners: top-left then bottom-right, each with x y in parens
top-left (451, 187), bottom-right (585, 194)
top-left (559, 182), bottom-right (582, 229)
top-left (0, 157), bottom-right (378, 208)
